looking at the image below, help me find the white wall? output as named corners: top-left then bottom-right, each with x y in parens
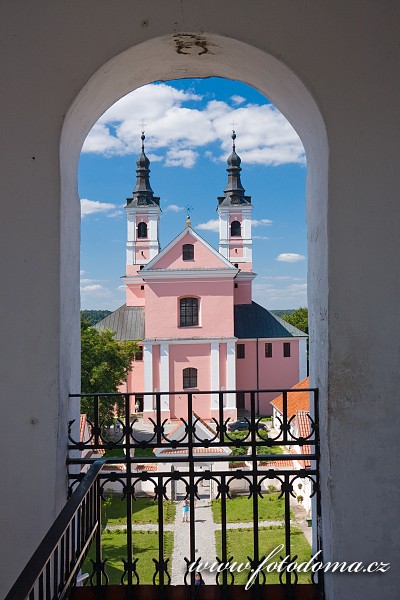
top-left (1, 3), bottom-right (400, 598)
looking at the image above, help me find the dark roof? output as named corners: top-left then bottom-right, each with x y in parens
top-left (94, 305), bottom-right (144, 340)
top-left (234, 302), bottom-right (307, 339)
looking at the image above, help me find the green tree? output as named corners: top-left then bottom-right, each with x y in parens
top-left (81, 317), bottom-right (138, 424)
top-left (282, 307), bottom-right (308, 334)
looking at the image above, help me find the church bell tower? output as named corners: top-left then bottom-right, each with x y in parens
top-left (125, 132), bottom-right (160, 276)
top-left (217, 131), bottom-right (253, 271)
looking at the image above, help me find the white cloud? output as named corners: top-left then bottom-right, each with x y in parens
top-left (164, 204), bottom-right (185, 213)
top-left (196, 219), bottom-right (220, 232)
top-left (231, 95), bottom-right (246, 105)
top-left (82, 83), bottom-right (305, 168)
top-left (81, 198), bottom-right (120, 218)
top-left (252, 218), bottom-right (273, 227)
top-left (165, 148), bottom-right (198, 168)
top-left (80, 284), bottom-right (111, 295)
top-left (276, 253), bottom-right (306, 263)
top-left (253, 282), bottom-right (308, 310)
top-left (253, 235), bottom-right (269, 240)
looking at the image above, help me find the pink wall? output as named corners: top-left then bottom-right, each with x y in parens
top-left (235, 339), bottom-right (300, 415)
top-left (126, 265), bottom-right (142, 276)
top-left (234, 281), bottom-right (252, 304)
top-left (169, 344), bottom-right (211, 419)
top-left (229, 244), bottom-right (244, 257)
top-left (154, 231), bottom-right (229, 270)
top-left (126, 284), bottom-right (145, 306)
top-left (144, 279), bottom-right (234, 339)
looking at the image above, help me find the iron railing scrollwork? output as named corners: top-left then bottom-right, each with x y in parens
top-left (7, 387), bottom-right (324, 600)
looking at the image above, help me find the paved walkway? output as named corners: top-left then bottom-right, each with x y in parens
top-left (170, 497), bottom-right (218, 585)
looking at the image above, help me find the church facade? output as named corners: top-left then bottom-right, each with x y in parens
top-left (96, 133), bottom-right (307, 421)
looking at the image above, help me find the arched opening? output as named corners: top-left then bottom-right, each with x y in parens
top-left (137, 221), bottom-right (148, 239)
top-left (230, 220), bottom-right (241, 237)
top-left (60, 31), bottom-right (328, 594)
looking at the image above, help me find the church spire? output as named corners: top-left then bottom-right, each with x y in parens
top-left (127, 132), bottom-right (160, 207)
top-left (217, 131), bottom-right (251, 206)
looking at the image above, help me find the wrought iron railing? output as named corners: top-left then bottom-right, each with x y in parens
top-left (68, 388), bottom-right (324, 599)
top-left (6, 387), bottom-right (324, 600)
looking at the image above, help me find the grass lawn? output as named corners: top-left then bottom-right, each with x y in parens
top-left (103, 448), bottom-right (125, 459)
top-left (211, 493), bottom-right (291, 523)
top-left (104, 496), bottom-right (176, 525)
top-left (82, 529), bottom-right (174, 584)
top-left (215, 526), bottom-right (312, 584)
top-left (256, 444), bottom-right (283, 455)
top-left (134, 447), bottom-right (155, 458)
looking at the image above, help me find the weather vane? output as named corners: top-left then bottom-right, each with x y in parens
top-left (185, 204), bottom-right (193, 227)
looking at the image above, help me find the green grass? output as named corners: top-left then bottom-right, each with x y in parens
top-left (104, 497), bottom-right (176, 525)
top-left (256, 444), bottom-right (283, 455)
top-left (82, 529), bottom-right (174, 584)
top-left (134, 447), bottom-right (155, 458)
top-left (211, 493), bottom-right (291, 523)
top-left (103, 448), bottom-right (125, 459)
top-left (215, 526), bottom-right (312, 584)
top-left (259, 416), bottom-right (273, 422)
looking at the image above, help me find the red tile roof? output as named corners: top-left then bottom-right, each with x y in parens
top-left (270, 378), bottom-right (310, 417)
top-left (259, 459), bottom-right (294, 468)
top-left (158, 447), bottom-right (226, 455)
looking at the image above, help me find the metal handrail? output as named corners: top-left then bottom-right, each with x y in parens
top-left (5, 460), bottom-right (105, 600)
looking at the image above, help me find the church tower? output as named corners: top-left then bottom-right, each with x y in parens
top-left (125, 133), bottom-right (160, 277)
top-left (217, 131), bottom-right (253, 272)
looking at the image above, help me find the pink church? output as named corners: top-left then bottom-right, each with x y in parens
top-left (96, 132), bottom-right (307, 422)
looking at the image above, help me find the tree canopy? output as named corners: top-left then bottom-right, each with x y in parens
top-left (81, 317), bottom-right (138, 424)
top-left (281, 307), bottom-right (308, 334)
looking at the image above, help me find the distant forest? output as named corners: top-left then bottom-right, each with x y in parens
top-left (81, 310), bottom-right (112, 326)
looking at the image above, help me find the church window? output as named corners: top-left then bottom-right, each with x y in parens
top-left (183, 367), bottom-right (197, 389)
top-left (283, 342), bottom-right (291, 357)
top-left (137, 222), bottom-right (148, 238)
top-left (183, 243), bottom-right (194, 260)
top-left (179, 297), bottom-right (199, 327)
top-left (231, 220), bottom-right (241, 237)
top-left (265, 343), bottom-right (273, 358)
top-left (134, 346), bottom-right (143, 361)
top-left (237, 343), bottom-right (245, 359)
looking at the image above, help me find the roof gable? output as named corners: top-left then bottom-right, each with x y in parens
top-left (143, 227), bottom-right (235, 272)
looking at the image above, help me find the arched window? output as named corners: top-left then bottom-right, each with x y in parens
top-left (137, 222), bottom-right (148, 238)
top-left (179, 297), bottom-right (199, 327)
top-left (231, 220), bottom-right (241, 237)
top-left (182, 243), bottom-right (194, 260)
top-left (183, 367), bottom-right (197, 389)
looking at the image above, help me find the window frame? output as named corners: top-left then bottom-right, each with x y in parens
top-left (183, 367), bottom-right (198, 389)
top-left (137, 221), bottom-right (148, 239)
top-left (230, 220), bottom-right (241, 237)
top-left (237, 343), bottom-right (245, 359)
top-left (134, 346), bottom-right (143, 361)
top-left (179, 297), bottom-right (199, 327)
top-left (283, 342), bottom-right (291, 358)
top-left (265, 342), bottom-right (273, 358)
top-left (182, 243), bottom-right (194, 261)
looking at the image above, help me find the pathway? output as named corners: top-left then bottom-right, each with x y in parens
top-left (170, 497), bottom-right (218, 585)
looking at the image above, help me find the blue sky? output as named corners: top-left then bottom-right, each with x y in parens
top-left (79, 78), bottom-right (307, 311)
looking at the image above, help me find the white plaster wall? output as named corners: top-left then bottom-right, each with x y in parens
top-left (0, 3), bottom-right (399, 599)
